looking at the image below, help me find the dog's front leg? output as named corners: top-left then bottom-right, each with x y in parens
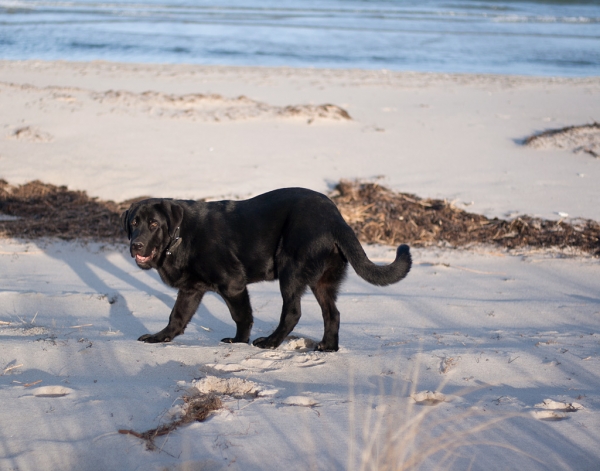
top-left (220, 288), bottom-right (253, 344)
top-left (138, 289), bottom-right (205, 343)
top-left (253, 295), bottom-right (302, 349)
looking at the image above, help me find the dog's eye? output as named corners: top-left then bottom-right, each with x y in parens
top-left (149, 221), bottom-right (159, 229)
top-left (131, 219), bottom-right (138, 227)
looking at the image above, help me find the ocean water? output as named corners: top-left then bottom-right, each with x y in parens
top-left (1, 0), bottom-right (599, 76)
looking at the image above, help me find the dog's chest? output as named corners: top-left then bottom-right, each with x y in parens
top-left (157, 263), bottom-right (188, 288)
top-left (157, 259), bottom-right (212, 291)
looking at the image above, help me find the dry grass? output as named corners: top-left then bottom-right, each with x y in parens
top-left (357, 403), bottom-right (531, 471)
top-left (1, 179), bottom-right (599, 255)
top-left (350, 361), bottom-right (556, 471)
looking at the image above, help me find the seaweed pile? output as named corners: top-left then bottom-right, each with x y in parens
top-left (524, 122), bottom-right (600, 158)
top-left (330, 180), bottom-right (600, 255)
top-left (1, 179), bottom-right (598, 255)
top-left (0, 179), bottom-right (128, 240)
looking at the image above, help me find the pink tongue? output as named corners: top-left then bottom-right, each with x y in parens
top-left (136, 254), bottom-right (151, 263)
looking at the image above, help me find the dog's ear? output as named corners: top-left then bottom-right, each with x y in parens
top-left (159, 200), bottom-right (184, 237)
top-left (120, 209), bottom-right (131, 240)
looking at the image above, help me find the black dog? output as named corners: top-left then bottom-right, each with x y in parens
top-left (121, 188), bottom-right (411, 351)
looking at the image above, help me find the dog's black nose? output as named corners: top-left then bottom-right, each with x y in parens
top-left (132, 242), bottom-right (144, 251)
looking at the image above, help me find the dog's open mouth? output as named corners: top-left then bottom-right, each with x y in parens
top-left (135, 248), bottom-right (157, 264)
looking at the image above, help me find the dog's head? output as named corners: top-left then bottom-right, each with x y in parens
top-left (120, 199), bottom-right (184, 269)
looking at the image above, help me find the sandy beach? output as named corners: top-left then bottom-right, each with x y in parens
top-left (2, 60), bottom-right (600, 219)
top-left (1, 60), bottom-right (599, 471)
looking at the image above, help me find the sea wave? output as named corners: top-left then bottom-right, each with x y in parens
top-left (2, 1), bottom-right (599, 25)
top-left (493, 14), bottom-right (599, 24)
top-left (1, 0), bottom-right (599, 76)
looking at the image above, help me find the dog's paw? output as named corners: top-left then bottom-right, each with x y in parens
top-left (138, 333), bottom-right (172, 343)
top-left (252, 337), bottom-right (278, 349)
top-left (316, 342), bottom-right (339, 352)
top-left (220, 337), bottom-right (249, 344)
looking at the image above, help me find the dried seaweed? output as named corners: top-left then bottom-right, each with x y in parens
top-left (524, 122), bottom-right (600, 146)
top-left (118, 393), bottom-right (222, 451)
top-left (524, 122), bottom-right (600, 158)
top-left (330, 180), bottom-right (600, 255)
top-left (1, 179), bottom-right (599, 255)
top-left (0, 179), bottom-right (143, 240)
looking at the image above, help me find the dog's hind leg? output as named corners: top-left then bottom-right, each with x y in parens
top-left (310, 282), bottom-right (340, 351)
top-left (310, 252), bottom-right (347, 351)
top-left (252, 267), bottom-right (306, 349)
top-left (220, 288), bottom-right (254, 344)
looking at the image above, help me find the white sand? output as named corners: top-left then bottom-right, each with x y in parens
top-left (1, 61), bottom-right (599, 471)
top-left (2, 60), bottom-right (600, 220)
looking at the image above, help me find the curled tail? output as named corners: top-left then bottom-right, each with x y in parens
top-left (335, 224), bottom-right (411, 286)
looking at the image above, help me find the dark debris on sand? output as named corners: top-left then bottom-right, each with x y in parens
top-left (1, 179), bottom-right (599, 255)
top-left (118, 393), bottom-right (222, 451)
top-left (524, 122), bottom-right (600, 158)
top-left (330, 180), bottom-right (600, 256)
top-left (0, 179), bottom-right (140, 240)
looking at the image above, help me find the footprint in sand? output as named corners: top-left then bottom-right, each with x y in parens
top-left (142, 460), bottom-right (222, 471)
top-left (282, 395), bottom-right (319, 407)
top-left (204, 354), bottom-right (282, 373)
top-left (203, 363), bottom-right (246, 373)
top-left (203, 339), bottom-right (325, 373)
top-left (207, 353), bottom-right (323, 371)
top-left (241, 358), bottom-right (277, 369)
top-left (411, 390), bottom-right (447, 406)
top-left (535, 398), bottom-right (583, 412)
top-left (192, 376), bottom-right (261, 398)
top-left (191, 375), bottom-right (278, 399)
top-left (531, 410), bottom-right (569, 421)
top-left (531, 398), bottom-right (583, 421)
top-left (31, 386), bottom-right (73, 398)
top-left (292, 353), bottom-right (326, 368)
top-left (258, 350), bottom-right (293, 360)
top-left (280, 336), bottom-right (318, 352)
top-left (253, 341), bottom-right (325, 367)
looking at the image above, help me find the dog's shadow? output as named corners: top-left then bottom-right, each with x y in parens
top-left (36, 242), bottom-right (238, 341)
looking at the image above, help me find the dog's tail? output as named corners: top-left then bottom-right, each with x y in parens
top-left (335, 223), bottom-right (411, 286)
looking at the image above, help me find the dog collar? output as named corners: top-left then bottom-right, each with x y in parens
top-left (166, 226), bottom-right (182, 256)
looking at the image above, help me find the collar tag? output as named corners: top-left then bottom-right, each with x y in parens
top-left (166, 227), bottom-right (182, 256)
